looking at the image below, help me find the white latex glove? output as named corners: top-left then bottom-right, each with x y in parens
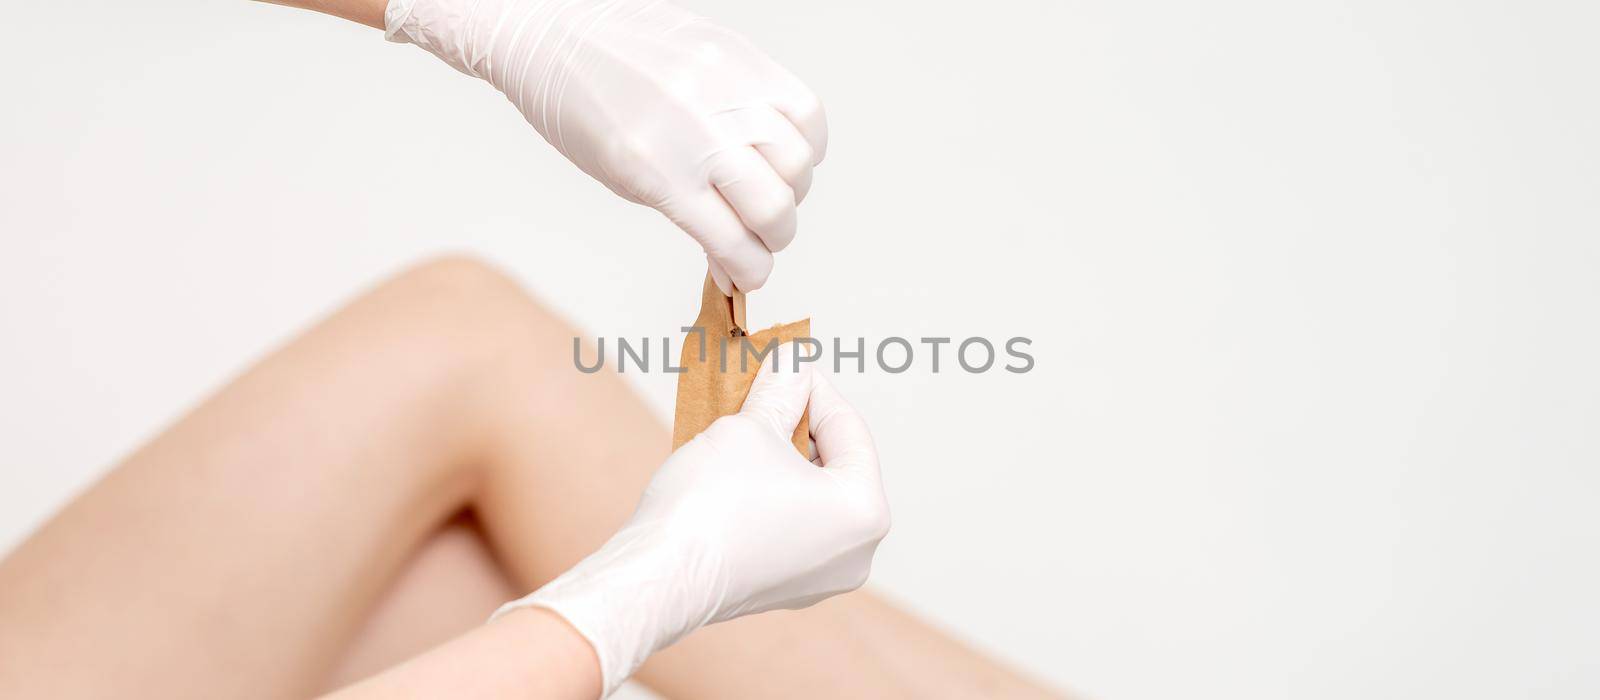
top-left (492, 356), bottom-right (889, 696)
top-left (384, 0), bottom-right (827, 293)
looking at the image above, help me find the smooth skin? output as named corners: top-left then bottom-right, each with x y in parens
top-left (327, 608), bottom-right (600, 699)
top-left (0, 256), bottom-right (1063, 698)
top-left (263, 0), bottom-right (386, 28)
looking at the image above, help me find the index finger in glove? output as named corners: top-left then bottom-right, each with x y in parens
top-left (661, 188), bottom-right (774, 292)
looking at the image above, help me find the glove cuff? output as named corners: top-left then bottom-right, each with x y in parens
top-left (381, 0), bottom-right (485, 78)
top-left (381, 0), bottom-right (416, 44)
top-left (489, 523), bottom-right (713, 697)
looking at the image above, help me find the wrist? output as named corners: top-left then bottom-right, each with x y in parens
top-left (491, 522), bottom-right (714, 696)
top-left (382, 0), bottom-right (498, 79)
top-left (491, 607), bottom-right (603, 698)
top-left (383, 0), bottom-right (571, 83)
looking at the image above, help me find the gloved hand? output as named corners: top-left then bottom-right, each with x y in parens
top-left (492, 355), bottom-right (889, 696)
top-left (384, 0), bottom-right (827, 293)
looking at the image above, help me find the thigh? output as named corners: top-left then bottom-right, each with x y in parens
top-left (0, 258), bottom-right (521, 698)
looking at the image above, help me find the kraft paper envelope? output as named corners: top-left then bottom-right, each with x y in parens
top-left (672, 274), bottom-right (811, 457)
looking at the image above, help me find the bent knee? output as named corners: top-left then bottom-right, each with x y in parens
top-left (376, 254), bottom-right (575, 359)
top-left (381, 254), bottom-right (555, 322)
top-left (389, 254), bottom-right (528, 304)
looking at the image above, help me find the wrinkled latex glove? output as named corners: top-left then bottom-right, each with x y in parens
top-left (492, 354), bottom-right (889, 696)
top-left (385, 0), bottom-right (827, 293)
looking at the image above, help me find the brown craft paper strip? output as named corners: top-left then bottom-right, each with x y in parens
top-left (672, 274), bottom-right (811, 456)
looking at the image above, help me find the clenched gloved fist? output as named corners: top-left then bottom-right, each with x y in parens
top-left (385, 0), bottom-right (827, 293)
top-left (492, 354), bottom-right (889, 696)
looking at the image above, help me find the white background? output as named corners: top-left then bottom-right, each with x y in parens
top-left (3, 1), bottom-right (1598, 698)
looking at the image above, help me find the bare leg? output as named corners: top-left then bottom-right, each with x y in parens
top-left (322, 514), bottom-right (520, 689)
top-left (325, 524), bottom-right (1061, 698)
top-left (0, 256), bottom-right (1059, 698)
top-left (0, 255), bottom-right (640, 697)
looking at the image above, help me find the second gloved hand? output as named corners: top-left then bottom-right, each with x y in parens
top-left (385, 0), bottom-right (827, 293)
top-left (492, 356), bottom-right (889, 696)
